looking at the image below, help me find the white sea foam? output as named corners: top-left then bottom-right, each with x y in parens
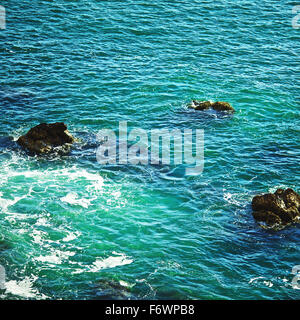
top-left (66, 169), bottom-right (104, 192)
top-left (268, 185), bottom-right (295, 193)
top-left (249, 276), bottom-right (264, 284)
top-left (35, 217), bottom-right (51, 227)
top-left (223, 192), bottom-right (242, 206)
top-left (0, 164), bottom-right (105, 216)
top-left (62, 230), bottom-right (81, 242)
top-left (60, 192), bottom-right (92, 208)
top-left (35, 250), bottom-right (75, 265)
top-left (263, 281), bottom-right (273, 288)
top-left (119, 280), bottom-right (132, 288)
top-left (4, 275), bottom-right (47, 299)
top-left (89, 252), bottom-right (133, 272)
top-left (0, 192), bottom-right (26, 213)
top-left (31, 230), bottom-right (45, 245)
top-left (249, 277), bottom-right (274, 288)
top-left (0, 165), bottom-right (104, 191)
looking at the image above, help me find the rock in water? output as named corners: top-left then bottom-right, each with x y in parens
top-left (189, 100), bottom-right (235, 113)
top-left (252, 188), bottom-right (300, 229)
top-left (95, 279), bottom-right (133, 299)
top-left (17, 122), bottom-right (75, 155)
top-left (189, 100), bottom-right (213, 110)
top-left (211, 101), bottom-right (235, 112)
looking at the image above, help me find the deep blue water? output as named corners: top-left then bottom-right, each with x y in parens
top-left (0, 0), bottom-right (299, 299)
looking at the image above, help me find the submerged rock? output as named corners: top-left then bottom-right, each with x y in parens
top-left (95, 279), bottom-right (133, 300)
top-left (17, 122), bottom-right (75, 155)
top-left (189, 100), bottom-right (235, 113)
top-left (252, 188), bottom-right (300, 229)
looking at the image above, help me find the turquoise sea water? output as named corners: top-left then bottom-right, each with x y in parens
top-left (0, 0), bottom-right (299, 299)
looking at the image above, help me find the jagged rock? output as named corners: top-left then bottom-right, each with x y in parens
top-left (189, 100), bottom-right (235, 113)
top-left (17, 122), bottom-right (74, 155)
top-left (252, 188), bottom-right (300, 229)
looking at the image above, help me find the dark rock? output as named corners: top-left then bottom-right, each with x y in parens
top-left (95, 279), bottom-right (133, 300)
top-left (252, 188), bottom-right (300, 229)
top-left (17, 122), bottom-right (75, 155)
top-left (212, 101), bottom-right (235, 112)
top-left (189, 100), bottom-right (213, 110)
top-left (189, 100), bottom-right (235, 113)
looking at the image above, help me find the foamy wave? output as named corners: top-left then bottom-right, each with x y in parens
top-left (4, 276), bottom-right (48, 299)
top-left (0, 163), bottom-right (104, 193)
top-left (0, 192), bottom-right (26, 213)
top-left (62, 230), bottom-right (81, 242)
top-left (89, 252), bottom-right (133, 272)
top-left (249, 276), bottom-right (274, 288)
top-left (35, 250), bottom-right (75, 265)
top-left (0, 163), bottom-right (105, 216)
top-left (60, 192), bottom-right (93, 208)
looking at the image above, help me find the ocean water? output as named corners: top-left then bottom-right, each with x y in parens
top-left (0, 0), bottom-right (299, 300)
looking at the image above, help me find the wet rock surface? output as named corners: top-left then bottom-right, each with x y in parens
top-left (189, 100), bottom-right (235, 112)
top-left (252, 188), bottom-right (300, 229)
top-left (17, 122), bottom-right (75, 155)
